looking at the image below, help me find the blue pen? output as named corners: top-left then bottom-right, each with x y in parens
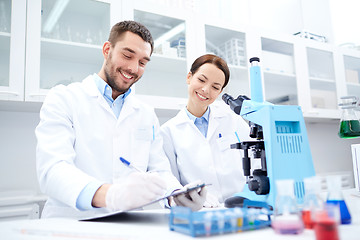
top-left (219, 133), bottom-right (222, 138)
top-left (120, 157), bottom-right (144, 173)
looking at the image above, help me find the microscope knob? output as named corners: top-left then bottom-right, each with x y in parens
top-left (248, 175), bottom-right (270, 195)
top-left (248, 179), bottom-right (259, 192)
top-left (255, 175), bottom-right (270, 195)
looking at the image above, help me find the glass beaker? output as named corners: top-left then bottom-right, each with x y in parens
top-left (338, 96), bottom-right (360, 139)
top-left (326, 175), bottom-right (351, 224)
top-left (313, 204), bottom-right (340, 240)
top-left (302, 176), bottom-right (324, 229)
top-left (272, 179), bottom-right (304, 234)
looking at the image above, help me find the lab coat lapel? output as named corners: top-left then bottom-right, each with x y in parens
top-left (176, 108), bottom-right (191, 124)
top-left (207, 105), bottom-right (226, 139)
top-left (117, 94), bottom-right (138, 123)
top-left (175, 109), bottom-right (204, 136)
top-left (82, 75), bottom-right (115, 116)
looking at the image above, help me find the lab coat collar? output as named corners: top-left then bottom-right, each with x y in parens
top-left (174, 103), bottom-right (227, 139)
top-left (81, 75), bottom-right (140, 121)
top-left (82, 74), bottom-right (134, 99)
top-left (82, 75), bottom-right (101, 97)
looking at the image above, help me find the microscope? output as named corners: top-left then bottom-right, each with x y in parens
top-left (223, 57), bottom-right (315, 209)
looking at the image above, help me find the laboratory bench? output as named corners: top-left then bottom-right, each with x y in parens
top-left (0, 188), bottom-right (359, 240)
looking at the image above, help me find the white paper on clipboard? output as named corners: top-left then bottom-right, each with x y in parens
top-left (80, 183), bottom-right (208, 221)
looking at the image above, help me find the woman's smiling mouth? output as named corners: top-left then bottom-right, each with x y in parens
top-left (196, 92), bottom-right (208, 100)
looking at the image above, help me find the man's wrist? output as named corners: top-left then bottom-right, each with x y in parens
top-left (92, 183), bottom-right (111, 208)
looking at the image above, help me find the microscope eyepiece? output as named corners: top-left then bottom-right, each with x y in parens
top-left (249, 57), bottom-right (260, 63)
top-left (222, 93), bottom-right (250, 115)
top-left (222, 93), bottom-right (234, 105)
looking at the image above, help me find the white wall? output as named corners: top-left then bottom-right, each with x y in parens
top-left (191, 0), bottom-right (334, 43)
top-left (0, 111), bottom-right (40, 193)
top-left (306, 121), bottom-right (358, 181)
top-left (330, 0), bottom-right (360, 46)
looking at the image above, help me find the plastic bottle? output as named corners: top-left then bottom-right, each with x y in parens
top-left (301, 176), bottom-right (324, 229)
top-left (326, 175), bottom-right (351, 224)
top-left (272, 179), bottom-right (304, 234)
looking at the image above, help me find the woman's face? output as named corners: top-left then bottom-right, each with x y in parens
top-left (186, 63), bottom-right (225, 108)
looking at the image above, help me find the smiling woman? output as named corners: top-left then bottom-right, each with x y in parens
top-left (160, 54), bottom-right (251, 208)
top-left (186, 55), bottom-right (229, 117)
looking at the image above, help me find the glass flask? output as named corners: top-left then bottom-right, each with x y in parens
top-left (272, 179), bottom-right (304, 234)
top-left (338, 96), bottom-right (360, 139)
top-left (326, 175), bottom-right (351, 224)
top-left (301, 176), bottom-right (324, 229)
top-left (313, 204), bottom-right (340, 240)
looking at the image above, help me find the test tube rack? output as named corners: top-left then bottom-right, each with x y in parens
top-left (169, 200), bottom-right (272, 237)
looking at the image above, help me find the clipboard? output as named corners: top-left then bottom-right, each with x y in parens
top-left (169, 183), bottom-right (208, 198)
top-left (81, 183), bottom-right (209, 221)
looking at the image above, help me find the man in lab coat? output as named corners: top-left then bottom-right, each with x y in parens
top-left (35, 21), bottom-right (206, 219)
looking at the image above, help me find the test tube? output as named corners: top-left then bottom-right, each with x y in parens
top-left (216, 211), bottom-right (225, 234)
top-left (225, 210), bottom-right (237, 233)
top-left (233, 208), bottom-right (244, 232)
top-left (204, 212), bottom-right (213, 237)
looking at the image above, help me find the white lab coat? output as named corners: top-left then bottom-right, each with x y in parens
top-left (36, 75), bottom-right (181, 219)
top-left (160, 102), bottom-right (251, 203)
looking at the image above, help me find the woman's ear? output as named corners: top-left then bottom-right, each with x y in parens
top-left (186, 72), bottom-right (192, 85)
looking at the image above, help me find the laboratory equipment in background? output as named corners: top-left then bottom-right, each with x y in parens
top-left (169, 200), bottom-right (271, 237)
top-left (271, 179), bottom-right (304, 234)
top-left (301, 176), bottom-right (324, 229)
top-left (293, 29), bottom-right (327, 43)
top-left (170, 37), bottom-right (186, 58)
top-left (338, 96), bottom-right (360, 139)
top-left (326, 175), bottom-right (351, 224)
top-left (222, 57), bottom-right (315, 209)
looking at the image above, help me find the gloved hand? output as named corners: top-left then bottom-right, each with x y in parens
top-left (106, 172), bottom-right (166, 211)
top-left (203, 192), bottom-right (220, 208)
top-left (171, 181), bottom-right (207, 211)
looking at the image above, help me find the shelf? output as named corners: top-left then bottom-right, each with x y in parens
top-left (40, 38), bottom-right (102, 64)
top-left (264, 70), bottom-right (296, 80)
top-left (205, 25), bottom-right (246, 67)
top-left (41, 0), bottom-right (110, 46)
top-left (261, 37), bottom-right (294, 55)
top-left (346, 82), bottom-right (360, 87)
top-left (303, 108), bottom-right (341, 120)
top-left (347, 84), bottom-right (360, 97)
top-left (205, 25), bottom-right (245, 47)
top-left (344, 55), bottom-right (360, 70)
top-left (309, 78), bottom-right (336, 91)
top-left (0, 34), bottom-right (10, 51)
top-left (146, 54), bottom-right (187, 73)
top-left (0, 32), bottom-right (10, 37)
top-left (307, 47), bottom-right (335, 80)
top-left (134, 9), bottom-right (185, 41)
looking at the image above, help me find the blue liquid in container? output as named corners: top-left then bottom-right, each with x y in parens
top-left (326, 200), bottom-right (351, 224)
